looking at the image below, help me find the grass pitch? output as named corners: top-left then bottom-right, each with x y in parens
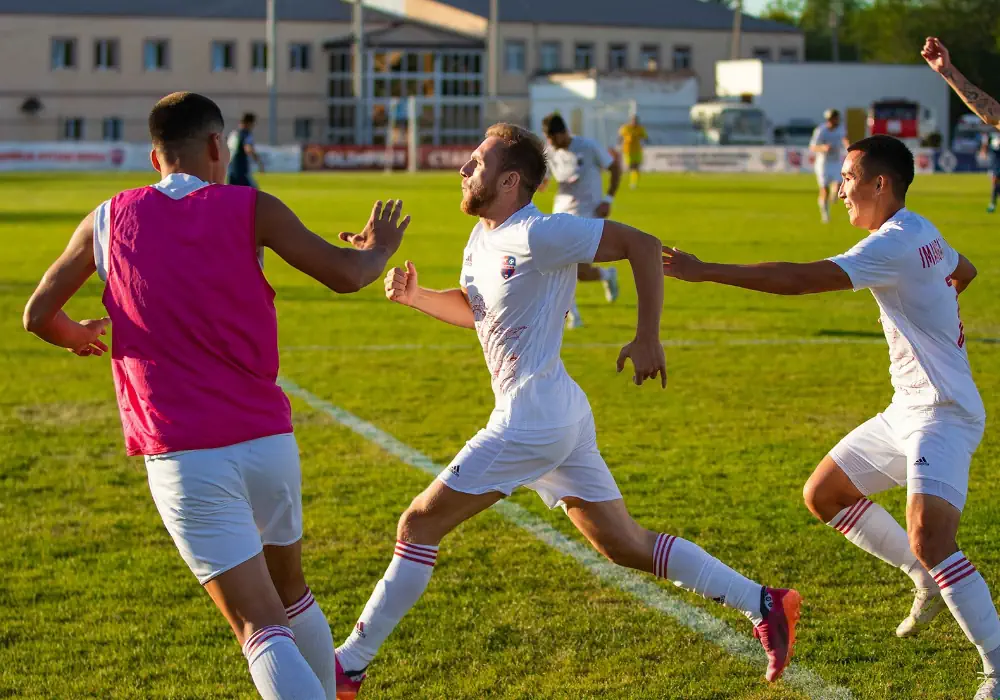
top-left (1, 170), bottom-right (998, 699)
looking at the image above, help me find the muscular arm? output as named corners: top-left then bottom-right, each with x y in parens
top-left (950, 253), bottom-right (977, 295)
top-left (939, 65), bottom-right (1000, 129)
top-left (408, 288), bottom-right (476, 329)
top-left (595, 221), bottom-right (662, 340)
top-left (663, 249), bottom-right (854, 295)
top-left (23, 211), bottom-right (109, 353)
top-left (256, 193), bottom-right (397, 294)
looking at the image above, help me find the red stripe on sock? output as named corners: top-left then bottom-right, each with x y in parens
top-left (834, 499), bottom-right (867, 533)
top-left (244, 626), bottom-right (294, 657)
top-left (286, 593), bottom-right (315, 619)
top-left (395, 551), bottom-right (437, 567)
top-left (394, 544), bottom-right (436, 560)
top-left (652, 535), bottom-right (667, 578)
top-left (662, 535), bottom-right (677, 580)
top-left (397, 540), bottom-right (438, 554)
top-left (839, 499), bottom-right (874, 535)
top-left (937, 561), bottom-right (976, 589)
top-left (933, 557), bottom-right (970, 583)
top-left (831, 499), bottom-right (861, 531)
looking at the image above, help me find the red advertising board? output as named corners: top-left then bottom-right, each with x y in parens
top-left (301, 145), bottom-right (473, 171)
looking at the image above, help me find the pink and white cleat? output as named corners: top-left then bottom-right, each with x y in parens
top-left (753, 587), bottom-right (802, 682)
top-left (336, 655), bottom-right (366, 700)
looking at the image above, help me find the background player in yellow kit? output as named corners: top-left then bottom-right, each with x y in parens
top-left (618, 115), bottom-right (648, 190)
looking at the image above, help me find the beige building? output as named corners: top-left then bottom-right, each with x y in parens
top-left (0, 0), bottom-right (802, 144)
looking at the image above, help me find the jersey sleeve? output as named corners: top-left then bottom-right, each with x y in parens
top-left (529, 215), bottom-right (604, 272)
top-left (639, 126), bottom-right (648, 140)
top-left (93, 199), bottom-right (111, 282)
top-left (589, 138), bottom-right (614, 169)
top-left (809, 127), bottom-right (822, 147)
top-left (827, 233), bottom-right (906, 290)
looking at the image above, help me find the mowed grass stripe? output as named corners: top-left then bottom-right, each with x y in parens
top-left (278, 377), bottom-right (855, 700)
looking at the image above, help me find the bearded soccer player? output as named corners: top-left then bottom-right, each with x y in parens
top-left (23, 92), bottom-right (410, 700)
top-left (664, 135), bottom-right (998, 700)
top-left (332, 123), bottom-right (802, 699)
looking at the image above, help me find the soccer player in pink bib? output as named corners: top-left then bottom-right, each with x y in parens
top-left (333, 123), bottom-right (801, 698)
top-left (23, 92), bottom-right (410, 700)
top-left (664, 135), bottom-right (998, 699)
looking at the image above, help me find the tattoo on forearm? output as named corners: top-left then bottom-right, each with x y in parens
top-left (941, 67), bottom-right (1000, 126)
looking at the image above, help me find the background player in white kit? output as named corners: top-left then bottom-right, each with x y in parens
top-left (332, 123), bottom-right (802, 698)
top-left (541, 112), bottom-right (621, 329)
top-left (809, 109), bottom-right (850, 223)
top-left (664, 135), bottom-right (1000, 699)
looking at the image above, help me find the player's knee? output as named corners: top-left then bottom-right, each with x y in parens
top-left (802, 474), bottom-right (840, 522)
top-left (397, 496), bottom-right (441, 543)
top-left (907, 522), bottom-right (955, 569)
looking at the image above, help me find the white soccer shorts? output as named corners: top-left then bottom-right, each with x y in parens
top-left (145, 433), bottom-right (303, 584)
top-left (829, 403), bottom-right (984, 511)
top-left (816, 165), bottom-right (842, 189)
top-left (439, 412), bottom-right (622, 509)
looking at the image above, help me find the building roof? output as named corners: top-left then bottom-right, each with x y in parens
top-left (0, 0), bottom-right (798, 33)
top-left (431, 0), bottom-right (799, 33)
top-left (325, 20), bottom-right (484, 50)
top-left (0, 0), bottom-right (394, 22)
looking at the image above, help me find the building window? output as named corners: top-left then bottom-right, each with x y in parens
top-left (61, 117), bottom-right (84, 140)
top-left (504, 40), bottom-right (526, 74)
top-left (289, 43), bottom-right (311, 71)
top-left (144, 39), bottom-right (169, 71)
top-left (102, 117), bottom-right (124, 141)
top-left (752, 47), bottom-right (772, 62)
top-left (94, 39), bottom-right (119, 70)
top-left (212, 41), bottom-right (236, 71)
top-left (51, 38), bottom-right (77, 70)
top-left (251, 41), bottom-right (268, 72)
top-left (294, 117), bottom-right (313, 141)
top-left (608, 43), bottom-right (628, 71)
top-left (639, 44), bottom-right (660, 71)
top-left (574, 43), bottom-right (594, 71)
top-left (779, 48), bottom-right (799, 63)
top-left (539, 41), bottom-right (561, 73)
top-left (672, 45), bottom-right (692, 71)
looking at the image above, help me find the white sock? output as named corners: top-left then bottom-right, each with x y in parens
top-left (829, 499), bottom-right (936, 590)
top-left (285, 588), bottom-right (337, 699)
top-left (336, 541), bottom-right (438, 672)
top-left (242, 625), bottom-right (325, 700)
top-left (653, 534), bottom-right (765, 626)
top-left (931, 552), bottom-right (1000, 673)
top-left (819, 198), bottom-right (829, 218)
top-left (598, 268), bottom-right (611, 282)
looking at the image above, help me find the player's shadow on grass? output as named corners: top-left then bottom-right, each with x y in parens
top-left (0, 211), bottom-right (86, 225)
top-left (817, 329), bottom-right (885, 339)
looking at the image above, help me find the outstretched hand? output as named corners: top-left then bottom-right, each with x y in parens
top-left (662, 246), bottom-right (709, 282)
top-left (339, 199), bottom-right (411, 254)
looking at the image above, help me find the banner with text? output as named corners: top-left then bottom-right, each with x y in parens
top-left (301, 145), bottom-right (473, 171)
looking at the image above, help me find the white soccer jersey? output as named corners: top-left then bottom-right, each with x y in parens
top-left (460, 203), bottom-right (604, 429)
top-left (810, 123), bottom-right (847, 172)
top-left (547, 137), bottom-right (613, 217)
top-left (828, 208), bottom-right (984, 419)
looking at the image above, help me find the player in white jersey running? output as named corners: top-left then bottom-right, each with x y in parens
top-left (664, 134), bottom-right (1000, 699)
top-left (332, 123), bottom-right (802, 698)
top-left (809, 109), bottom-right (850, 223)
top-left (541, 112), bottom-right (621, 329)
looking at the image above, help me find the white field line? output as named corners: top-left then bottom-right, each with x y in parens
top-left (283, 336), bottom-right (999, 353)
top-left (278, 377), bottom-right (855, 700)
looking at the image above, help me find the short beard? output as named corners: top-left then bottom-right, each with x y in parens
top-left (460, 180), bottom-right (497, 215)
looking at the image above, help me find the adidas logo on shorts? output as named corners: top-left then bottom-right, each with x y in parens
top-left (914, 456), bottom-right (929, 466)
top-left (449, 463), bottom-right (461, 476)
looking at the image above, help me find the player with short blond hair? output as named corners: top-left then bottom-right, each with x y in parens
top-left (333, 122), bottom-right (802, 698)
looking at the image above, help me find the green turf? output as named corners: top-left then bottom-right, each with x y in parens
top-left (1, 170), bottom-right (998, 699)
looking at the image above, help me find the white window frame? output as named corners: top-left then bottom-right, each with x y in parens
top-left (504, 39), bottom-right (526, 74)
top-left (94, 38), bottom-right (119, 70)
top-left (102, 117), bottom-right (124, 141)
top-left (62, 117), bottom-right (85, 140)
top-left (539, 41), bottom-right (561, 73)
top-left (144, 39), bottom-right (170, 71)
top-left (574, 43), bottom-right (594, 71)
top-left (51, 37), bottom-right (77, 70)
top-left (212, 40), bottom-right (236, 72)
top-left (672, 45), bottom-right (692, 71)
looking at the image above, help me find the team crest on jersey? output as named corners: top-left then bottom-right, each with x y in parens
top-left (501, 255), bottom-right (517, 279)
